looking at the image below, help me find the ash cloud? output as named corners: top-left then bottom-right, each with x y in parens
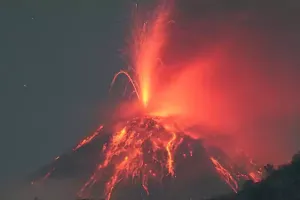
top-left (154, 0), bottom-right (300, 164)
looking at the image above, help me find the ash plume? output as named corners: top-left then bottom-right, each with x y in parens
top-left (147, 0), bottom-right (300, 164)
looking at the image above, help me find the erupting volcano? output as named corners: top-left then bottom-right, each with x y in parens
top-left (30, 1), bottom-right (266, 200)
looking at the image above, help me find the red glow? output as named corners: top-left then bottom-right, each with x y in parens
top-left (31, 167), bottom-right (56, 185)
top-left (73, 125), bottom-right (104, 151)
top-left (112, 2), bottom-right (172, 108)
top-left (78, 117), bottom-right (184, 200)
top-left (132, 3), bottom-right (171, 107)
top-left (71, 0), bottom-right (300, 199)
top-left (210, 157), bottom-right (238, 193)
top-left (249, 172), bottom-right (261, 183)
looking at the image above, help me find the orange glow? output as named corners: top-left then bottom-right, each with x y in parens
top-left (77, 117), bottom-right (262, 200)
top-left (166, 131), bottom-right (177, 175)
top-left (31, 167), bottom-right (56, 185)
top-left (106, 0), bottom-right (299, 168)
top-left (210, 157), bottom-right (238, 193)
top-left (110, 1), bottom-right (222, 132)
top-left (78, 117), bottom-right (183, 200)
top-left (110, 70), bottom-right (140, 100)
top-left (249, 171), bottom-right (261, 183)
top-left (133, 3), bottom-right (170, 107)
top-left (73, 125), bottom-right (104, 151)
top-left (111, 2), bottom-right (171, 108)
top-left (209, 154), bottom-right (262, 193)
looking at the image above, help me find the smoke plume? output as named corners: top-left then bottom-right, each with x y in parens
top-left (149, 0), bottom-right (300, 164)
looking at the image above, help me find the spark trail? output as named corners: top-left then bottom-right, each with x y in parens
top-left (111, 1), bottom-right (171, 108)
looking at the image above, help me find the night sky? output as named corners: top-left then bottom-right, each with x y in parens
top-left (0, 1), bottom-right (131, 184)
top-left (1, 0), bottom-right (300, 188)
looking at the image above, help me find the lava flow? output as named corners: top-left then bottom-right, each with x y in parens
top-left (210, 157), bottom-right (238, 193)
top-left (78, 116), bottom-right (184, 200)
top-left (73, 125), bottom-right (104, 151)
top-left (209, 156), bottom-right (262, 193)
top-left (76, 116), bottom-right (262, 199)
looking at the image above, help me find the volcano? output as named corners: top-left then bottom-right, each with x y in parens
top-left (29, 116), bottom-right (262, 200)
top-left (24, 1), bottom-right (265, 199)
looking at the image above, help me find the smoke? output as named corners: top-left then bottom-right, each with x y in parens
top-left (1, 179), bottom-right (81, 200)
top-left (148, 0), bottom-right (300, 164)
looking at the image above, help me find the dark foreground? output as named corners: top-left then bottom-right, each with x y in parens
top-left (72, 152), bottom-right (300, 200)
top-left (31, 152), bottom-right (300, 200)
top-left (210, 152), bottom-right (300, 200)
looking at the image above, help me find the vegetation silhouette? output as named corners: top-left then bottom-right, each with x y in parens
top-left (210, 151), bottom-right (300, 200)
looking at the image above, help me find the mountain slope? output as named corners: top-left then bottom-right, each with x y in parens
top-left (210, 152), bottom-right (300, 200)
top-left (26, 118), bottom-right (263, 200)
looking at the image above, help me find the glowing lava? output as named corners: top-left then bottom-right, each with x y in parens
top-left (31, 167), bottom-right (56, 185)
top-left (73, 125), bottom-right (104, 151)
top-left (75, 117), bottom-right (263, 200)
top-left (110, 2), bottom-right (171, 109)
top-left (210, 157), bottom-right (238, 193)
top-left (132, 3), bottom-right (171, 107)
top-left (209, 153), bottom-right (262, 193)
top-left (79, 116), bottom-right (184, 200)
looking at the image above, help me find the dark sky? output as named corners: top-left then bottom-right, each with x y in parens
top-left (1, 0), bottom-right (300, 187)
top-left (0, 0), bottom-right (131, 184)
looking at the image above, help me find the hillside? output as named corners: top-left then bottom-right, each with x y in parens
top-left (210, 152), bottom-right (300, 200)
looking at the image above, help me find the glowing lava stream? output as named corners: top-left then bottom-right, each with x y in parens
top-left (78, 117), bottom-right (184, 200)
top-left (76, 117), bottom-right (262, 199)
top-left (210, 157), bottom-right (238, 193)
top-left (209, 155), bottom-right (263, 193)
top-left (73, 125), bottom-right (104, 151)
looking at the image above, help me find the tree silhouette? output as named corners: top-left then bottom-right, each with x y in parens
top-left (241, 179), bottom-right (254, 190)
top-left (210, 150), bottom-right (300, 200)
top-left (262, 163), bottom-right (274, 179)
top-left (292, 151), bottom-right (300, 164)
